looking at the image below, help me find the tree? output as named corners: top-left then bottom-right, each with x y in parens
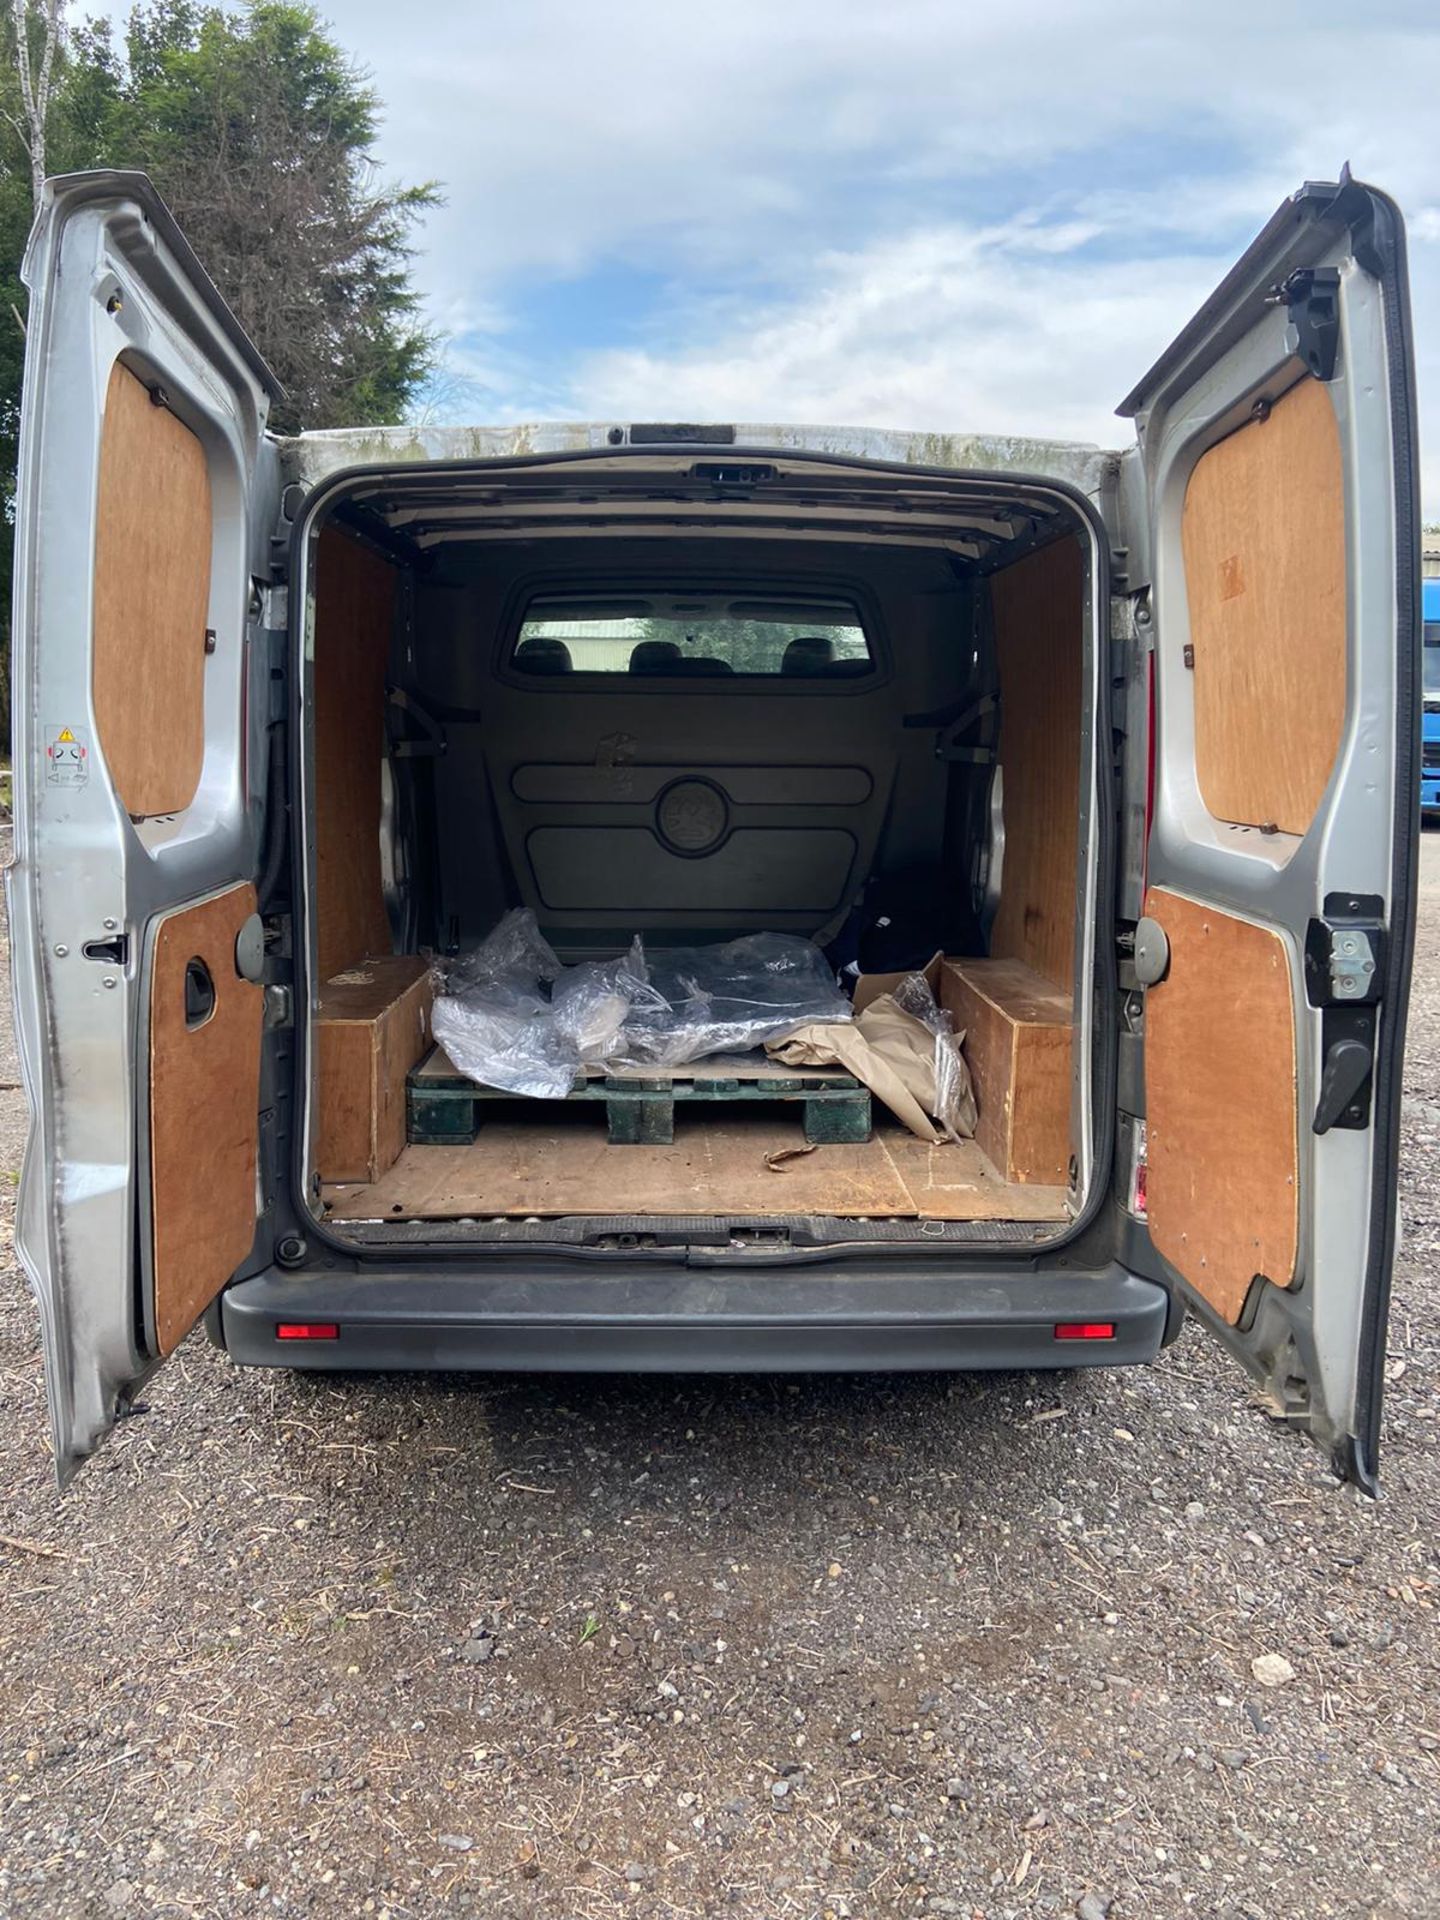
top-left (45, 3), bottom-right (440, 431)
top-left (7, 0), bottom-right (62, 202)
top-left (1, 2), bottom-right (442, 751)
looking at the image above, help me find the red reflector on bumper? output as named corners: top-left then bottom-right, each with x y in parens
top-left (275, 1323), bottom-right (339, 1341)
top-left (1054, 1321), bottom-right (1116, 1342)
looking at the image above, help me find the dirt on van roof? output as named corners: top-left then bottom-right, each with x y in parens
top-left (0, 828), bottom-right (1437, 1920)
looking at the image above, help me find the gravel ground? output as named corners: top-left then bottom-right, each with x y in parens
top-left (0, 837), bottom-right (1437, 1920)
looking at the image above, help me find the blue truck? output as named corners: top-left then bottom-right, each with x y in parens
top-left (1424, 576), bottom-right (1440, 814)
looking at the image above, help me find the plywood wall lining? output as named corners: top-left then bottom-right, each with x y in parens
top-left (313, 525), bottom-right (398, 978)
top-left (1181, 375), bottom-right (1346, 835)
top-left (1143, 887), bottom-right (1298, 1325)
top-left (149, 884), bottom-right (263, 1354)
top-left (93, 361), bottom-right (212, 818)
top-left (988, 536), bottom-right (1085, 991)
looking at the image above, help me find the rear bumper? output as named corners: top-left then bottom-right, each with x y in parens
top-left (220, 1260), bottom-right (1170, 1372)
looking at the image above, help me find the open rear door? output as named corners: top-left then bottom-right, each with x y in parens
top-left (8, 173), bottom-right (281, 1480)
top-left (1119, 172), bottom-right (1419, 1490)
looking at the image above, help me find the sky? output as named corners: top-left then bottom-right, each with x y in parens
top-left (151, 2), bottom-right (1440, 510)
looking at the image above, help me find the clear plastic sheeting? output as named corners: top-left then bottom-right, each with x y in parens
top-left (430, 911), bottom-right (664, 1100)
top-left (442, 904), bottom-right (562, 996)
top-left (889, 968), bottom-right (978, 1140)
top-left (615, 933), bottom-right (852, 1067)
top-left (429, 914), bottom-right (852, 1098)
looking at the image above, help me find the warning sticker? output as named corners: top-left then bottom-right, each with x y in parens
top-left (45, 726), bottom-right (90, 789)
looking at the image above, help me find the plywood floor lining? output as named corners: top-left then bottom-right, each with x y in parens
top-left (320, 1108), bottom-right (1070, 1225)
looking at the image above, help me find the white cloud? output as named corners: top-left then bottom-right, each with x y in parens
top-left (88, 0), bottom-right (1440, 507)
top-left (558, 217), bottom-right (1220, 451)
top-left (326, 0), bottom-right (1440, 504)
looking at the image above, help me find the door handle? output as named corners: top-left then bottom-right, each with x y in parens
top-left (184, 957), bottom-right (216, 1029)
top-left (1312, 1036), bottom-right (1373, 1135)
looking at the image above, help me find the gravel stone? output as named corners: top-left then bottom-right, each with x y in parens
top-left (1251, 1652), bottom-right (1297, 1688)
top-left (0, 821), bottom-right (1436, 1917)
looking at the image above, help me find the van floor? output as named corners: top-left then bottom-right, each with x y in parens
top-left (319, 1105), bottom-right (1070, 1226)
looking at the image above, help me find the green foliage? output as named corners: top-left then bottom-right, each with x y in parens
top-left (0, 1), bottom-right (443, 747)
top-left (40, 2), bottom-right (440, 430)
top-left (633, 616), bottom-right (866, 675)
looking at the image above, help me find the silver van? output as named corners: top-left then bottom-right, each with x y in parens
top-left (9, 169), bottom-right (1419, 1489)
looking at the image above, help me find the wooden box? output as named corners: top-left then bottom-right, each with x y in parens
top-left (316, 954), bottom-right (434, 1183)
top-left (940, 958), bottom-right (1073, 1185)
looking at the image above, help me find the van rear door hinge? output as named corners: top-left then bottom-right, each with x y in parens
top-left (1270, 266), bottom-right (1342, 382)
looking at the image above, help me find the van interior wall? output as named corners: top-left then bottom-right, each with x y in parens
top-left (407, 536), bottom-right (979, 955)
top-left (987, 535), bottom-right (1084, 990)
top-left (310, 524), bottom-right (435, 1187)
top-left (941, 533), bottom-right (1084, 1190)
top-left (313, 523), bottom-right (399, 978)
top-left (307, 513), bottom-right (1086, 1225)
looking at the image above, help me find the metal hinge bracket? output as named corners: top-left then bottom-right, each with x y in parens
top-left (1271, 266), bottom-right (1342, 382)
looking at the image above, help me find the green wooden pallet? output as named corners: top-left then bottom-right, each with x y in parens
top-left (407, 1046), bottom-right (872, 1147)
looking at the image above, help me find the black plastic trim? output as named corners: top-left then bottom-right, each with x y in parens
top-left (221, 1260), bottom-right (1168, 1373)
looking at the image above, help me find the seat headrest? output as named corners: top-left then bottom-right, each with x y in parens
top-left (781, 635), bottom-right (835, 675)
top-left (514, 635), bottom-right (573, 674)
top-left (629, 639), bottom-right (684, 673)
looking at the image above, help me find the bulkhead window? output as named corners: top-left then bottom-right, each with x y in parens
top-left (510, 592), bottom-right (873, 678)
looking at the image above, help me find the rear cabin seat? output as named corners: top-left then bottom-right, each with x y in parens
top-left (781, 634), bottom-right (833, 674)
top-left (514, 635), bottom-right (573, 673)
top-left (628, 638), bottom-right (683, 673)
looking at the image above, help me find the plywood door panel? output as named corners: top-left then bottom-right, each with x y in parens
top-left (1181, 375), bottom-right (1346, 834)
top-left (314, 526), bottom-right (398, 978)
top-left (1143, 887), bottom-right (1298, 1324)
top-left (988, 536), bottom-right (1084, 990)
top-left (93, 361), bottom-right (212, 818)
top-left (149, 884), bottom-right (263, 1354)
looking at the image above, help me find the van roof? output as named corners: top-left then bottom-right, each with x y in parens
top-left (279, 421), bottom-right (1114, 497)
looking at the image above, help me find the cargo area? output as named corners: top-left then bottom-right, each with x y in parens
top-left (297, 455), bottom-right (1098, 1244)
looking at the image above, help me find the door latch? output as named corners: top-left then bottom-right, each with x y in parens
top-left (1304, 902), bottom-right (1385, 1008)
top-left (82, 933), bottom-right (129, 966)
top-left (1313, 1036), bottom-right (1373, 1136)
top-left (1305, 896), bottom-right (1386, 1134)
